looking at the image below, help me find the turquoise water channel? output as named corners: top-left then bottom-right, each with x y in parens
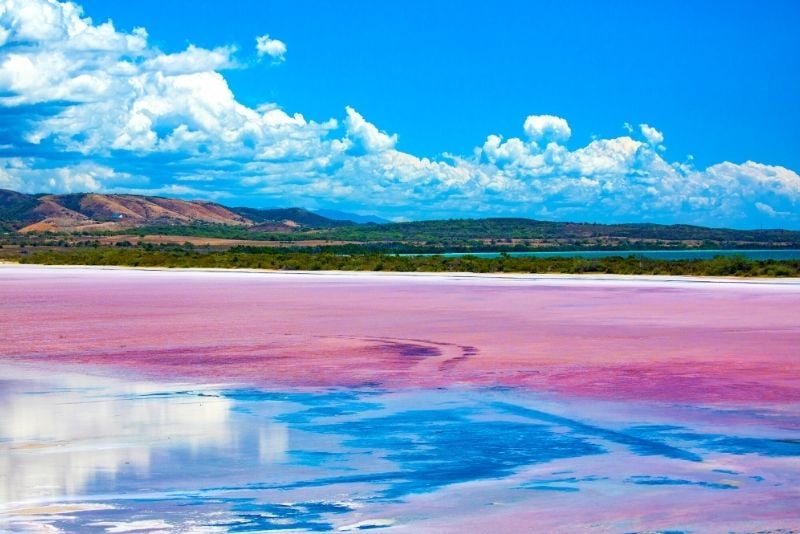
top-left (403, 249), bottom-right (800, 260)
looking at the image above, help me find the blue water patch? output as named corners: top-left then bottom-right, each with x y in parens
top-left (524, 485), bottom-right (580, 492)
top-left (222, 388), bottom-right (377, 404)
top-left (218, 500), bottom-right (353, 532)
top-left (625, 425), bottom-right (800, 457)
top-left (213, 405), bottom-right (607, 499)
top-left (712, 468), bottom-right (740, 475)
top-left (522, 475), bottom-right (608, 485)
top-left (519, 475), bottom-right (608, 492)
top-left (626, 476), bottom-right (738, 490)
top-left (304, 407), bottom-right (606, 498)
top-left (703, 437), bottom-right (800, 456)
top-left (492, 402), bottom-right (702, 461)
top-left (402, 249), bottom-right (800, 260)
top-left (289, 450), bottom-right (363, 468)
top-left (277, 401), bottom-right (384, 424)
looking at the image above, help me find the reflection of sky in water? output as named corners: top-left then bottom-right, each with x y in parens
top-left (0, 376), bottom-right (241, 505)
top-left (1, 366), bottom-right (800, 532)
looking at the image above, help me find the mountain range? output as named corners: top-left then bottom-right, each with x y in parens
top-left (2, 188), bottom-right (800, 248)
top-left (0, 189), bottom-right (353, 233)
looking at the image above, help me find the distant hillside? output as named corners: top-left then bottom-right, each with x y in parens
top-left (313, 218), bottom-right (800, 248)
top-left (0, 189), bottom-right (41, 231)
top-left (0, 189), bottom-right (344, 233)
top-left (231, 206), bottom-right (352, 229)
top-left (3, 188), bottom-right (800, 249)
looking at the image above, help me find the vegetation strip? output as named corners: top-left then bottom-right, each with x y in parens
top-left (16, 248), bottom-right (800, 277)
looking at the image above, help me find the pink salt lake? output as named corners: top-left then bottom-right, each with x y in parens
top-left (1, 265), bottom-right (799, 532)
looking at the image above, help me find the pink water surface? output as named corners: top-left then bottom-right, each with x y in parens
top-left (3, 265), bottom-right (800, 532)
top-left (2, 265), bottom-right (799, 406)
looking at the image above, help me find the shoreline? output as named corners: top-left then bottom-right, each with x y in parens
top-left (2, 260), bottom-right (800, 287)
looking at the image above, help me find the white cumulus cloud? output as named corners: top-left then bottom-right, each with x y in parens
top-left (0, 158), bottom-right (139, 194)
top-left (1, 0), bottom-right (800, 227)
top-left (344, 106), bottom-right (397, 154)
top-left (640, 123), bottom-right (665, 147)
top-left (523, 114), bottom-right (571, 143)
top-left (144, 44), bottom-right (236, 74)
top-left (255, 33), bottom-right (286, 61)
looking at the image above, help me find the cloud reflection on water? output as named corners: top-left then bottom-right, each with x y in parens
top-left (0, 368), bottom-right (288, 507)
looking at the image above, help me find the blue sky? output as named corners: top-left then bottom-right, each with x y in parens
top-left (1, 0), bottom-right (799, 228)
